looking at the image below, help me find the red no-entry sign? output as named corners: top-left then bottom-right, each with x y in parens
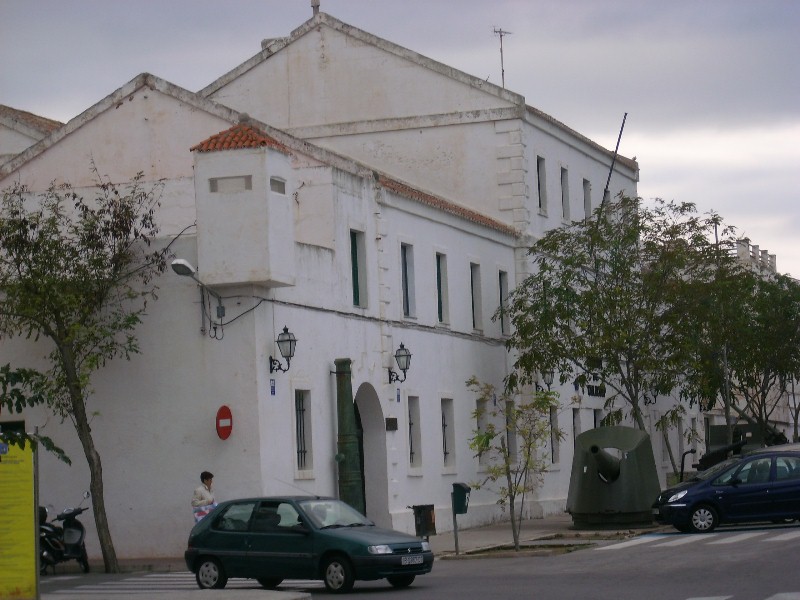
top-left (216, 405), bottom-right (233, 440)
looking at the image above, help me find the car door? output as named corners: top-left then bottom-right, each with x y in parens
top-left (713, 456), bottom-right (773, 521)
top-left (771, 455), bottom-right (800, 517)
top-left (245, 500), bottom-right (314, 579)
top-left (201, 501), bottom-right (256, 577)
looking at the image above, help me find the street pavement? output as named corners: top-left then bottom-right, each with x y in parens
top-left (41, 511), bottom-right (658, 600)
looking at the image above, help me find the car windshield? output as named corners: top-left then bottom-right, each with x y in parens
top-left (691, 457), bottom-right (741, 481)
top-left (300, 499), bottom-right (371, 529)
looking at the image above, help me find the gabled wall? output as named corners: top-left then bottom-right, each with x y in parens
top-left (206, 16), bottom-right (518, 130)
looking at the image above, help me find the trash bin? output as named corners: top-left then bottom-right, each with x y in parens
top-left (452, 482), bottom-right (470, 515)
top-left (411, 504), bottom-right (436, 538)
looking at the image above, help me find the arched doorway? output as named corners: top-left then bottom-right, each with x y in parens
top-left (353, 382), bottom-right (390, 528)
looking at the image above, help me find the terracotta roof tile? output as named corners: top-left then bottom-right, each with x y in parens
top-left (191, 122), bottom-right (291, 154)
top-left (0, 104), bottom-right (62, 133)
top-left (378, 175), bottom-right (518, 237)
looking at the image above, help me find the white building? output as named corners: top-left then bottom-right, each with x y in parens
top-left (0, 11), bottom-right (689, 560)
top-left (0, 104), bottom-right (62, 164)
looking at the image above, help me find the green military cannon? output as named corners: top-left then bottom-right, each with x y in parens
top-left (567, 426), bottom-right (661, 527)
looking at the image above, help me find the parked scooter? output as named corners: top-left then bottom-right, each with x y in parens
top-left (39, 491), bottom-right (91, 574)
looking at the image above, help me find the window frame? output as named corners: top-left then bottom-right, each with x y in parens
top-left (350, 230), bottom-right (367, 308)
top-left (400, 242), bottom-right (416, 318)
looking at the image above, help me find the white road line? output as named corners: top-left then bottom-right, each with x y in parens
top-left (685, 597), bottom-right (731, 600)
top-left (707, 531), bottom-right (767, 544)
top-left (765, 530), bottom-right (800, 542)
top-left (764, 594), bottom-right (800, 600)
top-left (654, 534), bottom-right (717, 546)
top-left (595, 535), bottom-right (663, 550)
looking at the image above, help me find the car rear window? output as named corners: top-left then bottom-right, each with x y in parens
top-left (213, 502), bottom-right (256, 531)
top-left (776, 456), bottom-right (800, 481)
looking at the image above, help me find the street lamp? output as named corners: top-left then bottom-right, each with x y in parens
top-left (388, 343), bottom-right (412, 383)
top-left (270, 326), bottom-right (297, 373)
top-left (543, 370), bottom-right (554, 391)
top-left (171, 258), bottom-right (226, 325)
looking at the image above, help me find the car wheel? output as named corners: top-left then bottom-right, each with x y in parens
top-left (387, 575), bottom-right (416, 588)
top-left (689, 505), bottom-right (718, 533)
top-left (257, 577), bottom-right (283, 589)
top-left (323, 554), bottom-right (355, 594)
top-left (195, 557), bottom-right (227, 589)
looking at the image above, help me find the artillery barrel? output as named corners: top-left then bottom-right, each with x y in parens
top-left (590, 445), bottom-right (621, 483)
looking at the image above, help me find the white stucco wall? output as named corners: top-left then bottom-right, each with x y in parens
top-left (0, 123), bottom-right (41, 162)
top-left (0, 14), bottom-right (669, 562)
top-left (208, 22), bottom-right (516, 130)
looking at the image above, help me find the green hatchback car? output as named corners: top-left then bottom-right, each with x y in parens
top-left (185, 496), bottom-right (434, 593)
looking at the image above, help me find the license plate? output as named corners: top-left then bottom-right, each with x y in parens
top-left (401, 555), bottom-right (423, 566)
top-left (652, 508), bottom-right (660, 515)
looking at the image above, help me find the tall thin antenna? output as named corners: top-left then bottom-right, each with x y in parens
top-left (493, 27), bottom-right (512, 88)
top-left (601, 112), bottom-right (628, 208)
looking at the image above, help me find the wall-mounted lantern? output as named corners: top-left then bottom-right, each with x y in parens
top-left (270, 326), bottom-right (297, 373)
top-left (388, 342), bottom-right (412, 384)
top-left (536, 369), bottom-right (555, 392)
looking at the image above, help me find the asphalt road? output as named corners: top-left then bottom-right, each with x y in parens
top-left (40, 523), bottom-right (800, 600)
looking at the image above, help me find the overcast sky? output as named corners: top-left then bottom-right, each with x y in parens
top-left (2, 0), bottom-right (798, 276)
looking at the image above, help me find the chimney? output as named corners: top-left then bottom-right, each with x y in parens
top-left (312, 0), bottom-right (320, 16)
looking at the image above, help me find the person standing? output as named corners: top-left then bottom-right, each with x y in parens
top-left (191, 471), bottom-right (216, 522)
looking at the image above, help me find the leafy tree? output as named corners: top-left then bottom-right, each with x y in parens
top-left (686, 270), bottom-right (800, 444)
top-left (0, 171), bottom-right (168, 573)
top-left (467, 376), bottom-right (561, 551)
top-left (504, 197), bottom-right (735, 473)
top-left (788, 378), bottom-right (800, 443)
top-left (0, 364), bottom-right (70, 462)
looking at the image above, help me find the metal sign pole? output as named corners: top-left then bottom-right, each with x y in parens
top-left (451, 492), bottom-right (460, 555)
top-left (34, 426), bottom-right (40, 600)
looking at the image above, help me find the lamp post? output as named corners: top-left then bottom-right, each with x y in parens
top-left (388, 343), bottom-right (411, 383)
top-left (270, 326), bottom-right (297, 373)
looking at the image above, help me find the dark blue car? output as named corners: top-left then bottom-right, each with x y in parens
top-left (652, 445), bottom-right (800, 533)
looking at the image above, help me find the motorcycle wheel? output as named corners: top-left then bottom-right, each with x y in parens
top-left (79, 546), bottom-right (90, 573)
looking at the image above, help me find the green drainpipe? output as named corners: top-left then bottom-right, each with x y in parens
top-left (334, 358), bottom-right (365, 514)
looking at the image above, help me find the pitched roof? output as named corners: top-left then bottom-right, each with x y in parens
top-left (200, 11), bottom-right (636, 172)
top-left (190, 120), bottom-right (291, 154)
top-left (201, 12), bottom-right (523, 106)
top-left (0, 104), bottom-right (62, 134)
top-left (189, 118), bottom-right (518, 238)
top-left (0, 74), bottom-right (245, 180)
top-left (378, 175), bottom-right (518, 238)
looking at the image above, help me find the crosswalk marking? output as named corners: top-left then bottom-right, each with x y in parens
top-left (707, 531), bottom-right (766, 544)
top-left (596, 528), bottom-right (800, 551)
top-left (766, 530), bottom-right (800, 542)
top-left (655, 533), bottom-right (717, 546)
top-left (596, 535), bottom-right (664, 550)
top-left (44, 572), bottom-right (324, 597)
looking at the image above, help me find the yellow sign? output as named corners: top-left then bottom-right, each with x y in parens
top-left (0, 441), bottom-right (36, 600)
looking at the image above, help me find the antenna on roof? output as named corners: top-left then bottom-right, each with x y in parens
top-left (311, 0), bottom-right (320, 16)
top-left (601, 112), bottom-right (628, 209)
top-left (493, 27), bottom-right (512, 88)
